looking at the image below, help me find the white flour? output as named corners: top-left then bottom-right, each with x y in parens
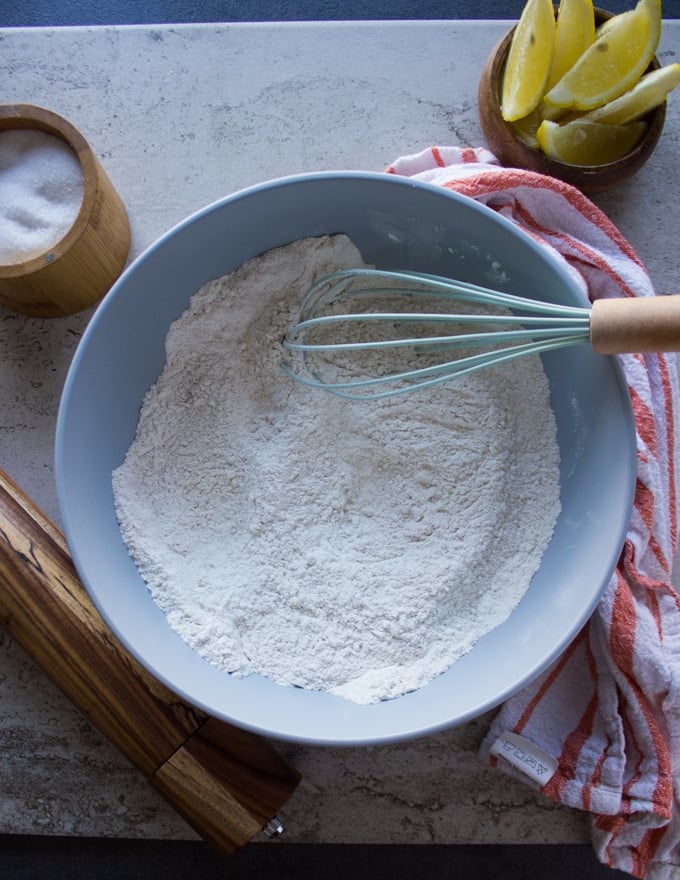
top-left (112, 235), bottom-right (561, 704)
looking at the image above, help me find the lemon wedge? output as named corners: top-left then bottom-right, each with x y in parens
top-left (546, 0), bottom-right (595, 92)
top-left (510, 107), bottom-right (545, 148)
top-left (543, 0), bottom-right (662, 112)
top-left (536, 118), bottom-right (648, 165)
top-left (583, 63), bottom-right (680, 124)
top-left (501, 0), bottom-right (555, 122)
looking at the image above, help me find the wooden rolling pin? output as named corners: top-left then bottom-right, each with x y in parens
top-left (0, 467), bottom-right (300, 856)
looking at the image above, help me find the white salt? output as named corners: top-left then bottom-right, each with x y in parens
top-left (0, 128), bottom-right (84, 265)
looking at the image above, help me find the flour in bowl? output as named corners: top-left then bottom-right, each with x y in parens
top-left (112, 234), bottom-right (561, 704)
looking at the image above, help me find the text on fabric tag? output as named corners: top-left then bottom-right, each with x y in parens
top-left (490, 731), bottom-right (558, 787)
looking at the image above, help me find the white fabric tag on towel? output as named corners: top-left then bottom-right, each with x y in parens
top-left (490, 731), bottom-right (559, 788)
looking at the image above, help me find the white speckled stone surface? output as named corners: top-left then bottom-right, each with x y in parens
top-left (0, 20), bottom-right (678, 846)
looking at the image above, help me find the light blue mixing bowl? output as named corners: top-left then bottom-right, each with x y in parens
top-left (55, 172), bottom-right (636, 745)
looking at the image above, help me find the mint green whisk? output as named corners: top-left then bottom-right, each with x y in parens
top-left (281, 267), bottom-right (680, 400)
top-left (281, 268), bottom-right (592, 400)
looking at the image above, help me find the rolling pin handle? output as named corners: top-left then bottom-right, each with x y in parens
top-left (0, 468), bottom-right (300, 857)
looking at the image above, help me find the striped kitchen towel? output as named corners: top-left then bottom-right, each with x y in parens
top-left (387, 145), bottom-right (680, 880)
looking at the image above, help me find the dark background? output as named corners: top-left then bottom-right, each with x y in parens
top-left (2, 0), bottom-right (680, 26)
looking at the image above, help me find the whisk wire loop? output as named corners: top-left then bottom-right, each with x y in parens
top-left (280, 335), bottom-right (586, 400)
top-left (296, 268), bottom-right (590, 319)
top-left (285, 313), bottom-right (591, 353)
top-left (281, 268), bottom-right (594, 400)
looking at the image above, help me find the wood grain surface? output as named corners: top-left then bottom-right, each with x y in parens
top-left (0, 467), bottom-right (300, 855)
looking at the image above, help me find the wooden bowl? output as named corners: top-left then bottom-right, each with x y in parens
top-left (0, 104), bottom-right (131, 317)
top-left (477, 11), bottom-right (666, 194)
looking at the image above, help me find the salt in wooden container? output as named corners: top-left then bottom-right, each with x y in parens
top-left (0, 104), bottom-right (131, 317)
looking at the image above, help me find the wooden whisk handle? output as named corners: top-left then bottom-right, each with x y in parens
top-left (590, 294), bottom-right (680, 354)
top-left (0, 467), bottom-right (300, 856)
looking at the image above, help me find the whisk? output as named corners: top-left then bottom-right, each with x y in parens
top-left (281, 268), bottom-right (680, 400)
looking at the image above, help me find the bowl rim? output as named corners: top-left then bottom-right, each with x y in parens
top-left (55, 170), bottom-right (638, 745)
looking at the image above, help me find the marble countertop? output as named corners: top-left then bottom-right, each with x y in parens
top-left (1, 20), bottom-right (678, 847)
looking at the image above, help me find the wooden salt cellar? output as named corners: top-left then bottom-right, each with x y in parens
top-left (0, 104), bottom-right (131, 317)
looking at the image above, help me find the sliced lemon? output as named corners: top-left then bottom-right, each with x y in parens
top-left (543, 0), bottom-right (662, 112)
top-left (510, 107), bottom-right (544, 149)
top-left (501, 0), bottom-right (555, 122)
top-left (593, 14), bottom-right (616, 41)
top-left (536, 118), bottom-right (648, 165)
top-left (546, 0), bottom-right (595, 92)
top-left (583, 63), bottom-right (680, 124)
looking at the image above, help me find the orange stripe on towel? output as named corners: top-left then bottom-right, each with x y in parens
top-left (431, 147), bottom-right (446, 167)
top-left (659, 355), bottom-right (679, 555)
top-left (610, 568), bottom-right (673, 817)
top-left (444, 169), bottom-right (645, 270)
top-left (630, 385), bottom-right (658, 459)
top-left (514, 627), bottom-right (588, 736)
top-left (543, 633), bottom-right (600, 807)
